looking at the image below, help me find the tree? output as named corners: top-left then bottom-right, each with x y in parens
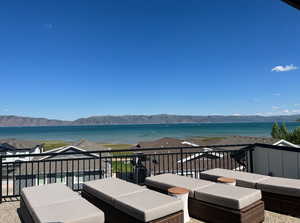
top-left (271, 122), bottom-right (281, 139)
top-left (271, 122), bottom-right (300, 145)
top-left (279, 122), bottom-right (289, 139)
top-left (290, 128), bottom-right (300, 144)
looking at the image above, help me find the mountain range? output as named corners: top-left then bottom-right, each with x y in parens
top-left (0, 114), bottom-right (300, 127)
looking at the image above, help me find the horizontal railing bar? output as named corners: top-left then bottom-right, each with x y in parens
top-left (1, 144), bottom-right (253, 158)
top-left (1, 148), bottom-right (250, 161)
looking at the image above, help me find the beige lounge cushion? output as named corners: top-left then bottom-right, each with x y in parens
top-left (114, 189), bottom-right (183, 222)
top-left (200, 168), bottom-right (270, 188)
top-left (257, 177), bottom-right (300, 197)
top-left (145, 174), bottom-right (215, 197)
top-left (21, 183), bottom-right (80, 218)
top-left (83, 177), bottom-right (147, 205)
top-left (31, 198), bottom-right (105, 223)
top-left (21, 183), bottom-right (105, 223)
top-left (195, 183), bottom-right (262, 210)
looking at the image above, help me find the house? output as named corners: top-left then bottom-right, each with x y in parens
top-left (131, 137), bottom-right (243, 177)
top-left (35, 139), bottom-right (112, 184)
top-left (131, 136), bottom-right (300, 177)
top-left (187, 135), bottom-right (300, 149)
top-left (0, 139), bottom-right (43, 163)
top-left (1, 139), bottom-right (111, 196)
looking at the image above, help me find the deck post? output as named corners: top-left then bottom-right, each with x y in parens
top-left (180, 148), bottom-right (184, 176)
top-left (249, 148), bottom-right (254, 173)
top-left (0, 157), bottom-right (2, 203)
top-left (99, 152), bottom-right (102, 179)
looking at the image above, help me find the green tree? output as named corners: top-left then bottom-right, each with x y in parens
top-left (279, 122), bottom-right (289, 139)
top-left (290, 128), bottom-right (300, 145)
top-left (271, 122), bottom-right (281, 139)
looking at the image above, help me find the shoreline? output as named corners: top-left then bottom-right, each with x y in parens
top-left (0, 121), bottom-right (299, 128)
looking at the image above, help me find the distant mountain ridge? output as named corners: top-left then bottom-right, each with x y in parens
top-left (0, 115), bottom-right (71, 127)
top-left (0, 114), bottom-right (300, 127)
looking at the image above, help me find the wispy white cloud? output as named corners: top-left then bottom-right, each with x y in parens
top-left (231, 113), bottom-right (241, 116)
top-left (271, 64), bottom-right (298, 72)
top-left (257, 107), bottom-right (300, 116)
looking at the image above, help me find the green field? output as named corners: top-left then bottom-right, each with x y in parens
top-left (111, 160), bottom-right (133, 173)
top-left (101, 143), bottom-right (134, 156)
top-left (39, 140), bottom-right (135, 156)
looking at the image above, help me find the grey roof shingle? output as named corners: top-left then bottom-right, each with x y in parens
top-left (0, 138), bottom-right (42, 150)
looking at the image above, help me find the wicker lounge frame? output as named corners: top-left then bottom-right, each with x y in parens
top-left (81, 190), bottom-right (183, 223)
top-left (146, 185), bottom-right (265, 223)
top-left (19, 197), bottom-right (35, 223)
top-left (200, 168), bottom-right (300, 217)
top-left (261, 191), bottom-right (300, 217)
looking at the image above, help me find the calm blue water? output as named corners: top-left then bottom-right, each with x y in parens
top-left (0, 122), bottom-right (299, 144)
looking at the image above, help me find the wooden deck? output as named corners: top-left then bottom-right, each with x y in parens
top-left (1, 199), bottom-right (300, 223)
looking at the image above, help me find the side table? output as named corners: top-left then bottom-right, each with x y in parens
top-left (217, 177), bottom-right (236, 186)
top-left (168, 187), bottom-right (190, 223)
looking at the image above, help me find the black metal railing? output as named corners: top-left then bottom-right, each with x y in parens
top-left (0, 144), bottom-right (254, 202)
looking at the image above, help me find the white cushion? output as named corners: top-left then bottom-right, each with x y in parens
top-left (21, 183), bottom-right (105, 223)
top-left (114, 189), bottom-right (183, 222)
top-left (21, 183), bottom-right (80, 218)
top-left (257, 177), bottom-right (300, 197)
top-left (145, 174), bottom-right (214, 197)
top-left (83, 177), bottom-right (147, 205)
top-left (200, 168), bottom-right (270, 188)
top-left (32, 198), bottom-right (105, 223)
top-left (195, 183), bottom-right (262, 210)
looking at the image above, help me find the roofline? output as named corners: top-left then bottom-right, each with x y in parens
top-left (39, 145), bottom-right (97, 160)
top-left (0, 143), bottom-right (42, 151)
top-left (273, 139), bottom-right (300, 148)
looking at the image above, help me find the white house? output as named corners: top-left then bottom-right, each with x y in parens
top-left (0, 139), bottom-right (43, 163)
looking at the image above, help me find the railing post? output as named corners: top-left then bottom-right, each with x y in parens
top-left (249, 149), bottom-right (254, 173)
top-left (0, 156), bottom-right (2, 204)
top-left (99, 152), bottom-right (102, 179)
top-left (180, 148), bottom-right (184, 176)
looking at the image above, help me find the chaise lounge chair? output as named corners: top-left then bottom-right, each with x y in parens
top-left (82, 177), bottom-right (184, 223)
top-left (145, 174), bottom-right (265, 223)
top-left (200, 168), bottom-right (300, 217)
top-left (199, 168), bottom-right (270, 189)
top-left (20, 183), bottom-right (105, 223)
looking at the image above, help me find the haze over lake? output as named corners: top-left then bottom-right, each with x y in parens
top-left (0, 122), bottom-right (299, 144)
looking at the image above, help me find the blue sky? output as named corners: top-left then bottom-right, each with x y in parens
top-left (0, 0), bottom-right (299, 120)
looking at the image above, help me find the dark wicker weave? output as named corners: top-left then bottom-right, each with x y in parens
top-left (146, 185), bottom-right (265, 223)
top-left (19, 198), bottom-right (34, 223)
top-left (201, 174), bottom-right (300, 217)
top-left (262, 191), bottom-right (300, 218)
top-left (81, 190), bottom-right (183, 223)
